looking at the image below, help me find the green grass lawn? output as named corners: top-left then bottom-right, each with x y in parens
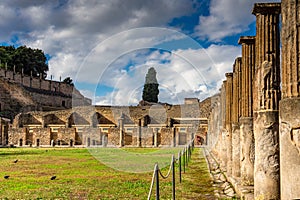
top-left (0, 147), bottom-right (214, 199)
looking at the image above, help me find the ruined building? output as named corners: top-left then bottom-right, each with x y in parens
top-left (2, 98), bottom-right (209, 148)
top-left (208, 1), bottom-right (300, 199)
top-left (0, 57), bottom-right (210, 149)
top-left (0, 67), bottom-right (91, 120)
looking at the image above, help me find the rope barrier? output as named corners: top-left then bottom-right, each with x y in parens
top-left (147, 137), bottom-right (195, 200)
top-left (158, 156), bottom-right (173, 179)
top-left (147, 164), bottom-right (158, 200)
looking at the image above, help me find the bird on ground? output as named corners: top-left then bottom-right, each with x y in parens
top-left (50, 176), bottom-right (56, 180)
top-left (4, 175), bottom-right (9, 179)
top-left (13, 159), bottom-right (18, 163)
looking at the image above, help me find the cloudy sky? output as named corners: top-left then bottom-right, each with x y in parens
top-left (0, 0), bottom-right (279, 105)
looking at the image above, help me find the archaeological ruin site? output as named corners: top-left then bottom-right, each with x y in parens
top-left (1, 0), bottom-right (300, 199)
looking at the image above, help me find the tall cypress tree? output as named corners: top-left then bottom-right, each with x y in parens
top-left (142, 67), bottom-right (159, 103)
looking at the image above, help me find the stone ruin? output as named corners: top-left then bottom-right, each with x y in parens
top-left (208, 1), bottom-right (300, 199)
top-left (0, 66), bottom-right (91, 120)
top-left (0, 98), bottom-right (209, 148)
top-left (1, 1), bottom-right (300, 199)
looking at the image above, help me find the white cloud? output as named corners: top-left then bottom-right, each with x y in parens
top-left (0, 0), bottom-right (195, 81)
top-left (0, 1), bottom-right (251, 105)
top-left (195, 0), bottom-right (280, 41)
top-left (93, 44), bottom-right (240, 105)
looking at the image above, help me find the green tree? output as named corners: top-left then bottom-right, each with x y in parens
top-left (0, 45), bottom-right (48, 78)
top-left (142, 67), bottom-right (159, 103)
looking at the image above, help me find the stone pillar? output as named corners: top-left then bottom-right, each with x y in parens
top-left (238, 36), bottom-right (255, 185)
top-left (280, 0), bottom-right (300, 199)
top-left (137, 119), bottom-right (141, 147)
top-left (172, 127), bottom-right (176, 147)
top-left (225, 72), bottom-right (233, 176)
top-left (209, 94), bottom-right (221, 151)
top-left (99, 131), bottom-right (103, 146)
top-left (154, 128), bottom-right (158, 147)
top-left (118, 116), bottom-right (124, 147)
top-left (0, 118), bottom-right (2, 146)
top-left (220, 81), bottom-right (227, 169)
top-left (232, 58), bottom-right (241, 178)
top-left (252, 3), bottom-right (281, 199)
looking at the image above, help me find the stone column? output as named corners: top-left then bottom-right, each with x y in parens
top-left (280, 0), bottom-right (300, 199)
top-left (232, 58), bottom-right (241, 178)
top-left (0, 118), bottom-right (2, 146)
top-left (118, 116), bottom-right (124, 147)
top-left (137, 119), bottom-right (141, 147)
top-left (209, 94), bottom-right (221, 151)
top-left (225, 72), bottom-right (233, 176)
top-left (154, 128), bottom-right (158, 147)
top-left (238, 36), bottom-right (255, 185)
top-left (252, 3), bottom-right (281, 199)
top-left (172, 127), bottom-right (176, 147)
top-left (220, 81), bottom-right (227, 169)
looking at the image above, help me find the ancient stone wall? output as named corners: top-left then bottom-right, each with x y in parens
top-left (207, 2), bottom-right (288, 199)
top-left (0, 78), bottom-right (37, 119)
top-left (141, 128), bottom-right (154, 147)
top-left (0, 68), bottom-right (91, 120)
top-left (280, 0), bottom-right (300, 199)
top-left (8, 128), bottom-right (25, 146)
top-left (0, 68), bottom-right (74, 95)
top-left (108, 128), bottom-right (120, 146)
top-left (160, 128), bottom-right (174, 146)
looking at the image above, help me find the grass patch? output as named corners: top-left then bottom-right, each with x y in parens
top-left (0, 147), bottom-right (214, 199)
top-left (175, 148), bottom-right (215, 199)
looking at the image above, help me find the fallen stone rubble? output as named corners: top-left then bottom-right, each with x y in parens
top-left (203, 148), bottom-right (239, 199)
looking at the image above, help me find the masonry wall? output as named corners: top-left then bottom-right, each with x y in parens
top-left (0, 68), bottom-right (91, 119)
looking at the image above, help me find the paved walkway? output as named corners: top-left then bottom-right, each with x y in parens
top-left (202, 147), bottom-right (239, 199)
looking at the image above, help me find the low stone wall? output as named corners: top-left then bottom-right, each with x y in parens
top-left (141, 128), bottom-right (154, 147)
top-left (7, 125), bottom-right (197, 148)
top-left (32, 128), bottom-right (51, 146)
top-left (58, 128), bottom-right (75, 145)
top-left (108, 128), bottom-right (120, 146)
top-left (160, 128), bottom-right (173, 146)
top-left (8, 128), bottom-right (25, 146)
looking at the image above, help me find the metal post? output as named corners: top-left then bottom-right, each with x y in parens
top-left (189, 145), bottom-right (191, 161)
top-left (155, 164), bottom-right (160, 200)
top-left (172, 155), bottom-right (175, 200)
top-left (182, 150), bottom-right (185, 173)
top-left (178, 152), bottom-right (182, 183)
top-left (185, 147), bottom-right (188, 167)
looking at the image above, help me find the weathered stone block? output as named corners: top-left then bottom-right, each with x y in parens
top-left (279, 98), bottom-right (300, 199)
top-left (239, 117), bottom-right (254, 186)
top-left (254, 110), bottom-right (279, 200)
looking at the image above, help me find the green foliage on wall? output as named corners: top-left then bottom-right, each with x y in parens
top-left (0, 45), bottom-right (49, 78)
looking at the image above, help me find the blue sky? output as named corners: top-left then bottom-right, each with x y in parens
top-left (0, 0), bottom-right (279, 105)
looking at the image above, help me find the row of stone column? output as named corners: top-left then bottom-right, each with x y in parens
top-left (209, 1), bottom-right (300, 199)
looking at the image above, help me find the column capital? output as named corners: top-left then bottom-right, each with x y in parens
top-left (233, 57), bottom-right (242, 72)
top-left (225, 72), bottom-right (233, 78)
top-left (238, 36), bottom-right (255, 45)
top-left (252, 3), bottom-right (281, 15)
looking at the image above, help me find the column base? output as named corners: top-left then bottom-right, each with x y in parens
top-left (254, 110), bottom-right (280, 200)
top-left (280, 98), bottom-right (300, 200)
top-left (239, 117), bottom-right (254, 186)
top-left (232, 123), bottom-right (240, 178)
